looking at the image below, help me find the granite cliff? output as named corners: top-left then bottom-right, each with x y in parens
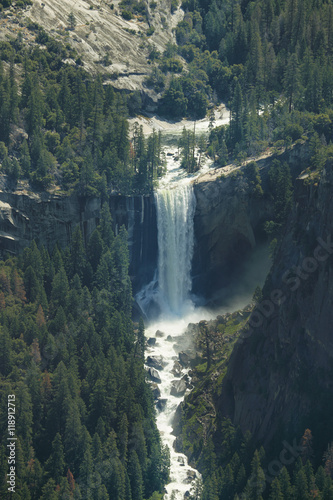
top-left (192, 144), bottom-right (308, 301)
top-left (218, 160), bottom-right (333, 452)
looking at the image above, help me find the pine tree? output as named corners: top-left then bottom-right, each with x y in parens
top-left (46, 433), bottom-right (65, 483)
top-left (283, 53), bottom-right (300, 112)
top-left (70, 226), bottom-right (86, 280)
top-left (26, 76), bottom-right (44, 139)
top-left (294, 468), bottom-right (310, 499)
top-left (128, 450), bottom-right (144, 500)
top-left (88, 229), bottom-right (104, 272)
top-left (243, 450), bottom-right (266, 499)
top-left (0, 328), bottom-right (12, 375)
top-left (230, 80), bottom-right (244, 146)
top-left (269, 477), bottom-right (284, 500)
top-left (99, 202), bottom-right (114, 249)
top-left (68, 12), bottom-right (76, 30)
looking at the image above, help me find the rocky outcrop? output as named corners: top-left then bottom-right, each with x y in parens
top-left (0, 191), bottom-right (101, 254)
top-left (192, 171), bottom-right (269, 298)
top-left (146, 366), bottom-right (161, 383)
top-left (19, 0), bottom-right (183, 94)
top-left (146, 355), bottom-right (167, 371)
top-left (218, 161), bottom-right (333, 448)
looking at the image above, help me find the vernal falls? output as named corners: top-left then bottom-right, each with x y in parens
top-left (137, 157), bottom-right (211, 500)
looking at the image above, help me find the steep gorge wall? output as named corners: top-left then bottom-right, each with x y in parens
top-left (192, 173), bottom-right (271, 300)
top-left (192, 144), bottom-right (309, 301)
top-left (218, 162), bottom-right (333, 451)
top-left (0, 144), bottom-right (309, 300)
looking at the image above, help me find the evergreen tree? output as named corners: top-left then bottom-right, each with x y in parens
top-left (45, 433), bottom-right (65, 483)
top-left (128, 450), bottom-right (144, 500)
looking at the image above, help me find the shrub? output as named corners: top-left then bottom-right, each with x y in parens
top-left (147, 26), bottom-right (155, 36)
top-left (121, 9), bottom-right (133, 20)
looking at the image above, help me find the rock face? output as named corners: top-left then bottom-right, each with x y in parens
top-left (150, 383), bottom-right (161, 400)
top-left (20, 0), bottom-right (183, 94)
top-left (218, 161), bottom-right (333, 448)
top-left (156, 398), bottom-right (167, 411)
top-left (0, 191), bottom-right (101, 253)
top-left (0, 189), bottom-right (157, 294)
top-left (192, 144), bottom-right (308, 299)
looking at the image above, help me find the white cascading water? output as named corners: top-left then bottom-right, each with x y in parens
top-left (155, 185), bottom-right (196, 315)
top-left (140, 168), bottom-right (206, 499)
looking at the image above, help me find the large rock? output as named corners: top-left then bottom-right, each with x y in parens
top-left (171, 361), bottom-right (183, 377)
top-left (0, 189), bottom-right (158, 295)
top-left (171, 379), bottom-right (187, 397)
top-left (156, 399), bottom-right (168, 411)
top-left (150, 383), bottom-right (161, 400)
top-left (147, 337), bottom-right (156, 346)
top-left (192, 144), bottom-right (307, 299)
top-left (185, 470), bottom-right (196, 484)
top-left (178, 351), bottom-right (198, 368)
top-left (147, 355), bottom-right (167, 371)
top-left (155, 330), bottom-right (165, 338)
top-left (146, 367), bottom-right (161, 384)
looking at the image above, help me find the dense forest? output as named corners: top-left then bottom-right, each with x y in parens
top-left (0, 8), bottom-right (164, 195)
top-left (145, 0), bottom-right (333, 169)
top-left (0, 203), bottom-right (169, 499)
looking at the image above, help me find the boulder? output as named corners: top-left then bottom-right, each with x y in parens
top-left (147, 337), bottom-right (156, 346)
top-left (174, 435), bottom-right (183, 453)
top-left (177, 456), bottom-right (185, 466)
top-left (171, 361), bottom-right (183, 378)
top-left (147, 355), bottom-right (167, 371)
top-left (178, 351), bottom-right (197, 368)
top-left (181, 374), bottom-right (193, 390)
top-left (185, 470), bottom-right (196, 483)
top-left (155, 330), bottom-right (165, 337)
top-left (170, 379), bottom-right (187, 397)
top-left (151, 383), bottom-right (161, 399)
top-left (147, 367), bottom-right (161, 383)
top-left (156, 398), bottom-right (167, 411)
top-left (166, 335), bottom-right (174, 342)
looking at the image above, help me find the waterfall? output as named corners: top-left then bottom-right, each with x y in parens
top-left (133, 158), bottom-right (203, 499)
top-left (155, 185), bottom-right (196, 314)
top-left (135, 184), bottom-right (196, 318)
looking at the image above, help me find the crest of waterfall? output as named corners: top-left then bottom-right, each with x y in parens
top-left (155, 185), bottom-right (196, 314)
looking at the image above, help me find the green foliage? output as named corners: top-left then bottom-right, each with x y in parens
top-left (265, 160), bottom-right (293, 238)
top-left (67, 12), bottom-right (76, 30)
top-left (119, 0), bottom-right (147, 20)
top-left (0, 24), bottom-right (163, 195)
top-left (0, 231), bottom-right (169, 498)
